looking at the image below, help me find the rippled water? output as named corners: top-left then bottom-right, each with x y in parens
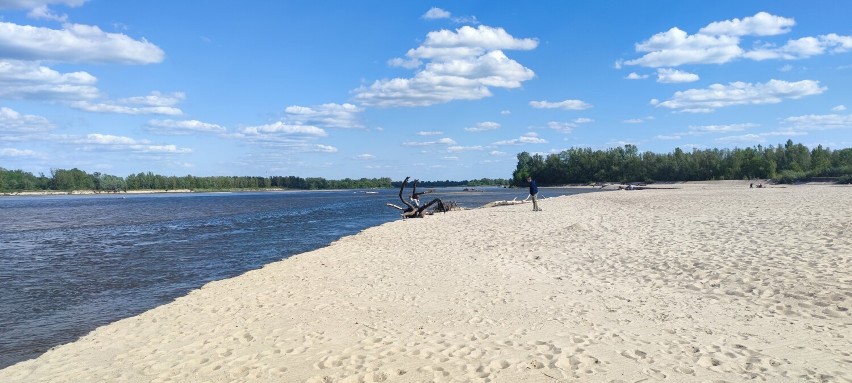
top-left (0, 187), bottom-right (597, 368)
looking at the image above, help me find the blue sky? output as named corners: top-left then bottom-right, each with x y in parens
top-left (1, 1), bottom-right (850, 180)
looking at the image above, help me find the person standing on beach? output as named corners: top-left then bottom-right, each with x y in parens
top-left (527, 176), bottom-right (541, 211)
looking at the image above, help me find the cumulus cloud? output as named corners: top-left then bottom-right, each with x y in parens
top-left (416, 130), bottom-right (443, 136)
top-left (744, 34), bottom-right (852, 61)
top-left (656, 135), bottom-right (681, 140)
top-left (656, 68), bottom-right (699, 83)
top-left (421, 7), bottom-right (477, 24)
top-left (147, 119), bottom-right (226, 135)
top-left (0, 0), bottom-right (86, 9)
top-left (652, 79), bottom-right (826, 113)
top-left (0, 59), bottom-right (99, 100)
top-left (354, 25), bottom-right (537, 107)
top-left (624, 12), bottom-right (851, 68)
top-left (422, 7), bottom-right (451, 20)
top-left (698, 11), bottom-right (795, 36)
top-left (70, 91), bottom-right (184, 115)
top-left (283, 103), bottom-right (364, 129)
top-left (78, 133), bottom-right (191, 154)
top-left (237, 122), bottom-right (327, 137)
top-left (832, 105), bottom-right (847, 111)
top-left (0, 106), bottom-right (54, 133)
top-left (625, 72), bottom-right (649, 80)
top-left (547, 121), bottom-right (577, 133)
top-left (447, 145), bottom-right (483, 152)
top-left (0, 147), bottom-right (39, 157)
top-left (782, 114), bottom-right (852, 130)
top-left (492, 132), bottom-right (547, 145)
top-left (464, 121), bottom-right (500, 132)
top-left (402, 137), bottom-right (457, 146)
top-left (688, 123), bottom-right (759, 133)
top-left (230, 121), bottom-right (332, 151)
top-left (314, 144), bottom-right (338, 153)
top-left (356, 153), bottom-right (375, 160)
top-left (0, 21), bottom-right (164, 64)
top-left (530, 99), bottom-right (592, 110)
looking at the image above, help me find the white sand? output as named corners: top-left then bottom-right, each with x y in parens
top-left (2, 183), bottom-right (850, 382)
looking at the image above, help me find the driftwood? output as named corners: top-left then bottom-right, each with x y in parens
top-left (386, 176), bottom-right (445, 218)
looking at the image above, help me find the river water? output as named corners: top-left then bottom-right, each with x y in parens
top-left (0, 187), bottom-right (598, 368)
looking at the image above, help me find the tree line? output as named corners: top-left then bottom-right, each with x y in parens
top-left (0, 168), bottom-right (399, 193)
top-left (512, 140), bottom-right (852, 186)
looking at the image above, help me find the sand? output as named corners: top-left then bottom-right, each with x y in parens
top-left (1, 182), bottom-right (850, 382)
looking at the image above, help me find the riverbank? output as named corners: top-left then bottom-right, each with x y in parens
top-left (1, 183), bottom-right (849, 382)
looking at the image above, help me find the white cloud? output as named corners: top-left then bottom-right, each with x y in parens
top-left (779, 64), bottom-right (793, 72)
top-left (442, 156), bottom-right (459, 161)
top-left (625, 72), bottom-right (649, 80)
top-left (117, 91), bottom-right (185, 106)
top-left (70, 91), bottom-right (185, 115)
top-left (489, 150), bottom-right (506, 156)
top-left (656, 68), bottom-right (699, 83)
top-left (717, 134), bottom-right (765, 143)
top-left (284, 103), bottom-right (364, 129)
top-left (0, 147), bottom-right (39, 157)
top-left (354, 25), bottom-right (537, 107)
top-left (147, 119), bottom-right (226, 135)
top-left (652, 79), bottom-right (826, 112)
top-left (530, 99), bottom-right (592, 110)
top-left (500, 110), bottom-right (511, 115)
top-left (421, 7), bottom-right (478, 24)
top-left (688, 123), bottom-right (758, 133)
top-left (417, 131), bottom-right (443, 136)
top-left (356, 153), bottom-right (375, 160)
top-left (624, 116), bottom-right (655, 124)
top-left (547, 121), bottom-right (577, 133)
top-left (314, 144), bottom-right (338, 153)
top-left (832, 105), bottom-right (847, 111)
top-left (0, 59), bottom-right (99, 100)
top-left (71, 101), bottom-right (182, 115)
top-left (0, 21), bottom-right (164, 64)
top-left (698, 11), bottom-right (795, 36)
top-left (402, 137), bottom-right (457, 146)
top-left (238, 122), bottom-right (327, 137)
top-left (626, 26), bottom-right (743, 67)
top-left (27, 5), bottom-right (67, 22)
top-left (447, 145), bottom-right (483, 152)
top-left (0, 106), bottom-right (54, 133)
top-left (493, 132), bottom-right (547, 145)
top-left (422, 7), bottom-right (451, 20)
top-left (655, 135), bottom-right (681, 140)
top-left (574, 117), bottom-right (593, 124)
top-left (388, 57), bottom-right (421, 69)
top-left (0, 0), bottom-right (86, 9)
top-left (782, 114), bottom-right (852, 130)
top-left (624, 12), bottom-right (851, 68)
top-left (744, 34), bottom-right (852, 61)
top-left (464, 121), bottom-right (500, 132)
top-left (79, 133), bottom-right (191, 154)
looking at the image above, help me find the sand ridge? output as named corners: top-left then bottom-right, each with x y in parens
top-left (1, 183), bottom-right (850, 382)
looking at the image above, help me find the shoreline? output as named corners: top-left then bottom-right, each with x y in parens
top-left (1, 183), bottom-right (849, 382)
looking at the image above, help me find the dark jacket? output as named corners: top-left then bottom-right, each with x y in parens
top-left (529, 179), bottom-right (538, 195)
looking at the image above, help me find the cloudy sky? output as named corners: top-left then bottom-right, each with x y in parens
top-left (1, 1), bottom-right (850, 180)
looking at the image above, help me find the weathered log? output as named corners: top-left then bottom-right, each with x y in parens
top-left (386, 176), bottom-right (445, 218)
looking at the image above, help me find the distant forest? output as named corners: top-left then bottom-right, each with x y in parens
top-left (512, 140), bottom-right (852, 186)
top-left (0, 167), bottom-right (510, 193)
top-left (3, 140), bottom-right (850, 193)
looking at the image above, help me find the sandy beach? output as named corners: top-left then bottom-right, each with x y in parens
top-left (1, 182), bottom-right (850, 382)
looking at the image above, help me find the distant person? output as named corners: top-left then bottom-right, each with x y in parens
top-left (527, 176), bottom-right (541, 211)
